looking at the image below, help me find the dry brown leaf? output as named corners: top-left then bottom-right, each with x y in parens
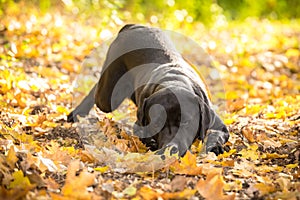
top-left (242, 126), bottom-right (255, 143)
top-left (196, 168), bottom-right (235, 200)
top-left (44, 177), bottom-right (60, 191)
top-left (53, 160), bottom-right (95, 199)
top-left (0, 186), bottom-right (30, 200)
top-left (170, 176), bottom-right (188, 192)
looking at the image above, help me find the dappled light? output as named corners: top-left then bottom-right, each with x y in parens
top-left (0, 0), bottom-right (299, 199)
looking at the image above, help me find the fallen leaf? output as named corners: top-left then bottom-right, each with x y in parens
top-left (171, 151), bottom-right (202, 175)
top-left (170, 176), bottom-right (188, 192)
top-left (0, 186), bottom-right (29, 200)
top-left (242, 126), bottom-right (255, 143)
top-left (44, 177), bottom-right (60, 191)
top-left (138, 186), bottom-right (159, 200)
top-left (196, 168), bottom-right (235, 200)
top-left (38, 153), bottom-right (58, 172)
top-left (254, 182), bottom-right (277, 195)
top-left (94, 166), bottom-right (109, 173)
top-left (239, 144), bottom-right (261, 161)
top-left (53, 160), bottom-right (95, 199)
top-left (6, 146), bottom-right (18, 168)
top-left (8, 170), bottom-right (35, 190)
top-left (86, 145), bottom-right (176, 173)
top-left (123, 185), bottom-right (137, 197)
top-left (265, 153), bottom-right (288, 159)
top-left (161, 188), bottom-right (197, 199)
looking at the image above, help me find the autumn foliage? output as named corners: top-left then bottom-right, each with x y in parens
top-left (0, 1), bottom-right (299, 200)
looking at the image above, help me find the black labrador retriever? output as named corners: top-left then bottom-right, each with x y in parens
top-left (67, 24), bottom-right (229, 156)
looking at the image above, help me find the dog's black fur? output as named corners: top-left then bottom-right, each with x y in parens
top-left (68, 24), bottom-right (229, 156)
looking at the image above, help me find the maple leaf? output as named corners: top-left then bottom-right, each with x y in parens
top-left (196, 168), bottom-right (235, 200)
top-left (8, 170), bottom-right (35, 197)
top-left (138, 186), bottom-right (159, 200)
top-left (0, 186), bottom-right (30, 200)
top-left (51, 160), bottom-right (95, 199)
top-left (171, 151), bottom-right (202, 175)
top-left (85, 145), bottom-right (177, 173)
top-left (6, 146), bottom-right (18, 168)
top-left (254, 183), bottom-right (277, 195)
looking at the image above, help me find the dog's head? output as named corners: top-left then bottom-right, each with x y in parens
top-left (133, 87), bottom-right (204, 154)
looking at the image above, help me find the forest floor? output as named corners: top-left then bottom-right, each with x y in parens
top-left (0, 3), bottom-right (299, 200)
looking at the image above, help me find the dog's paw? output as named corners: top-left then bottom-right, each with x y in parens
top-left (206, 143), bottom-right (224, 155)
top-left (67, 111), bottom-right (78, 122)
top-left (205, 129), bottom-right (228, 155)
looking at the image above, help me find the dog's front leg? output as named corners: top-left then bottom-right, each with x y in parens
top-left (205, 112), bottom-right (229, 155)
top-left (67, 84), bottom-right (97, 122)
top-left (205, 129), bottom-right (229, 155)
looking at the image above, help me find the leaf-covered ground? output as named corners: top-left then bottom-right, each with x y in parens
top-left (0, 4), bottom-right (299, 200)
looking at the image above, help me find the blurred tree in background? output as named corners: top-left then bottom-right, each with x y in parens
top-left (1, 0), bottom-right (299, 26)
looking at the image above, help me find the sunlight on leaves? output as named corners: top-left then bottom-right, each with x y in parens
top-left (171, 151), bottom-right (202, 175)
top-left (6, 146), bottom-right (18, 168)
top-left (56, 160), bottom-right (95, 199)
top-left (8, 170), bottom-right (34, 190)
top-left (197, 168), bottom-right (235, 200)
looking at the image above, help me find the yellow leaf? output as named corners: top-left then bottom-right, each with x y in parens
top-left (254, 183), bottom-right (277, 195)
top-left (286, 163), bottom-right (298, 169)
top-left (245, 104), bottom-right (265, 115)
top-left (224, 118), bottom-right (235, 125)
top-left (56, 105), bottom-right (68, 114)
top-left (161, 189), bottom-right (196, 199)
top-left (265, 112), bottom-right (275, 119)
top-left (285, 48), bottom-right (299, 58)
top-left (265, 153), bottom-right (288, 159)
top-left (42, 121), bottom-right (57, 128)
top-left (94, 166), bottom-right (109, 173)
top-left (219, 159), bottom-right (235, 167)
top-left (239, 144), bottom-right (260, 161)
top-left (8, 170), bottom-right (34, 189)
top-left (226, 91), bottom-right (239, 100)
top-left (6, 146), bottom-right (18, 168)
top-left (218, 149), bottom-right (236, 159)
top-left (171, 151), bottom-right (202, 175)
top-left (138, 186), bottom-right (159, 199)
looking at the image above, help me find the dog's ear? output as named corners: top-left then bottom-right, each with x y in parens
top-left (137, 95), bottom-right (167, 126)
top-left (119, 24), bottom-right (145, 33)
top-left (119, 24), bottom-right (136, 33)
top-left (195, 92), bottom-right (229, 155)
top-left (165, 89), bottom-right (201, 156)
top-left (135, 90), bottom-right (169, 138)
top-left (94, 60), bottom-right (128, 112)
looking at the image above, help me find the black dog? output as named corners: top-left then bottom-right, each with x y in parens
top-left (68, 24), bottom-right (229, 156)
